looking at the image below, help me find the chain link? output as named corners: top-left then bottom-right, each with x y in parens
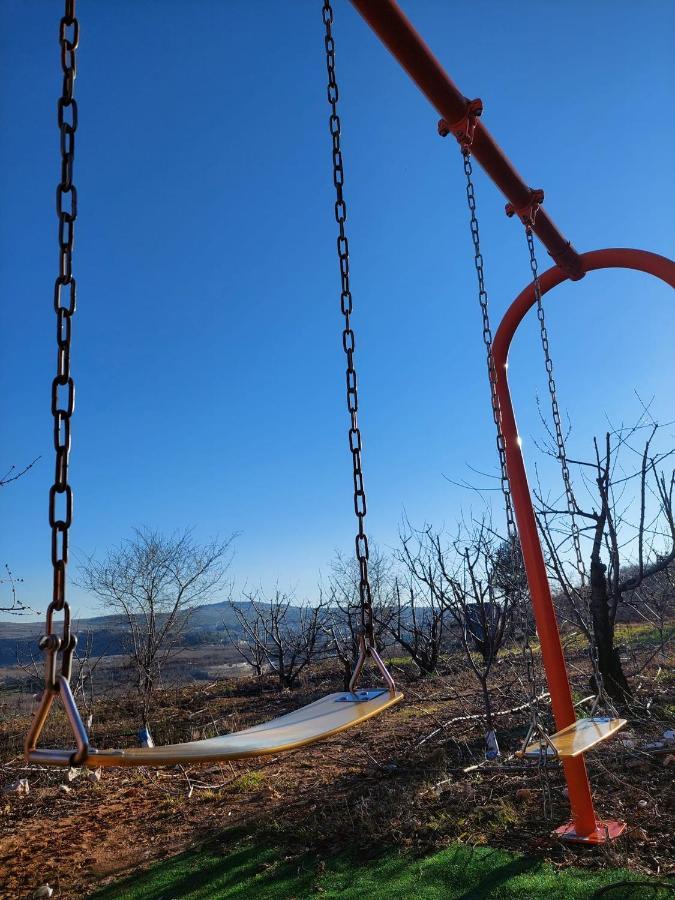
top-left (322, 0), bottom-right (374, 645)
top-left (44, 0), bottom-right (79, 683)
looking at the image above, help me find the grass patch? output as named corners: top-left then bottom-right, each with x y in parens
top-left (91, 835), bottom-right (671, 899)
top-left (614, 622), bottom-right (674, 647)
top-left (231, 771), bottom-right (265, 792)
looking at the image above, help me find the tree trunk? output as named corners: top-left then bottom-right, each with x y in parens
top-left (342, 657), bottom-right (352, 692)
top-left (589, 557), bottom-right (631, 704)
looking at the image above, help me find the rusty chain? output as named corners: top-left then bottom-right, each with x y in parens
top-left (45, 0), bottom-right (79, 684)
top-left (322, 0), bottom-right (374, 645)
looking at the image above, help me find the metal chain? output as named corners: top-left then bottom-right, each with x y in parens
top-left (526, 229), bottom-right (615, 715)
top-left (527, 230), bottom-right (586, 584)
top-left (46, 0), bottom-right (79, 682)
top-left (463, 156), bottom-right (517, 542)
top-left (322, 0), bottom-right (374, 645)
top-left (463, 154), bottom-right (551, 814)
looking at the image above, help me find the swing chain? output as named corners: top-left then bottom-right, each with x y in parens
top-left (527, 229), bottom-right (587, 586)
top-left (463, 154), bottom-right (517, 544)
top-left (39, 0), bottom-right (80, 698)
top-left (322, 0), bottom-right (374, 646)
top-left (50, 0), bottom-right (78, 621)
top-left (526, 230), bottom-right (615, 715)
top-left (462, 153), bottom-right (552, 810)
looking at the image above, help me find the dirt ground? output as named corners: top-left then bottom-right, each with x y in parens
top-left (1, 650), bottom-right (673, 899)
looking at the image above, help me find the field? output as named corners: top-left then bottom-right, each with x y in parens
top-left (0, 632), bottom-right (673, 899)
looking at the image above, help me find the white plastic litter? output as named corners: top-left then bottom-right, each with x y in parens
top-left (33, 885), bottom-right (54, 899)
top-left (4, 779), bottom-right (30, 795)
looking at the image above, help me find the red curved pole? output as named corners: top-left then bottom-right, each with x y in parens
top-left (492, 248), bottom-right (675, 840)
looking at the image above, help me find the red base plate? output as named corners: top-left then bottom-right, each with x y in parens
top-left (554, 819), bottom-right (626, 844)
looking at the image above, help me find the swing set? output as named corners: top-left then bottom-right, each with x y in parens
top-left (26, 0), bottom-right (674, 848)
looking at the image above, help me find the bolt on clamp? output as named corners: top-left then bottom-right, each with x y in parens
top-left (438, 98), bottom-right (483, 154)
top-left (505, 188), bottom-right (545, 228)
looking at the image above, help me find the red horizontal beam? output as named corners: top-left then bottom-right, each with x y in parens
top-left (350, 0), bottom-right (584, 280)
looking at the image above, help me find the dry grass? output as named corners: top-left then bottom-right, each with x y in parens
top-left (0, 642), bottom-right (673, 899)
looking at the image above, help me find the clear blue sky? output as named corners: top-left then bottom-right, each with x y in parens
top-left (1, 1), bottom-right (673, 621)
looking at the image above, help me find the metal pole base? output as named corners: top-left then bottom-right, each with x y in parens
top-left (554, 819), bottom-right (626, 844)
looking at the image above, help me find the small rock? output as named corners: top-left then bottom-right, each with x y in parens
top-left (4, 779), bottom-right (29, 795)
top-left (637, 799), bottom-right (649, 808)
top-left (59, 784), bottom-right (72, 794)
top-left (515, 788), bottom-right (535, 803)
top-left (33, 886), bottom-right (53, 899)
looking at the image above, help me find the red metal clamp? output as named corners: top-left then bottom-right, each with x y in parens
top-left (438, 98), bottom-right (483, 154)
top-left (505, 188), bottom-right (545, 229)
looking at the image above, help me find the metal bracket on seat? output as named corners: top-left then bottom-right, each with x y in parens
top-left (348, 634), bottom-right (397, 694)
top-left (336, 689), bottom-right (387, 703)
top-left (25, 675), bottom-right (90, 767)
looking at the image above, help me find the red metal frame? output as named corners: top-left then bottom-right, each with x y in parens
top-left (349, 0), bottom-right (584, 280)
top-left (349, 0), bottom-right (675, 842)
top-left (493, 248), bottom-right (675, 840)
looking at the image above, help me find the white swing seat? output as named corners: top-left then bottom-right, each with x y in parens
top-left (519, 716), bottom-right (626, 760)
top-left (28, 688), bottom-right (403, 768)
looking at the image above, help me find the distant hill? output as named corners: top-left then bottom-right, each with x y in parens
top-left (0, 600), bottom-right (293, 666)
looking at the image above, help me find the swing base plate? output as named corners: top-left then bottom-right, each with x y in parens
top-left (554, 819), bottom-right (626, 844)
top-left (335, 689), bottom-right (387, 703)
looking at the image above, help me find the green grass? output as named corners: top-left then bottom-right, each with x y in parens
top-left (91, 835), bottom-right (671, 899)
top-left (231, 771), bottom-right (265, 792)
top-left (614, 621), bottom-right (674, 647)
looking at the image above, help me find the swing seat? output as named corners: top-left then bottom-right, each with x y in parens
top-left (519, 716), bottom-right (626, 760)
top-left (27, 688), bottom-right (403, 769)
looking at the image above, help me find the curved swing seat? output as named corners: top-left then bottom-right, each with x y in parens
top-left (28, 688), bottom-right (403, 769)
top-left (518, 716), bottom-right (626, 760)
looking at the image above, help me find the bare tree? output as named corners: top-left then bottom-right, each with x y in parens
top-left (230, 590), bottom-right (330, 690)
top-left (399, 522), bottom-right (518, 734)
top-left (1, 457), bottom-right (40, 615)
top-left (536, 420), bottom-right (675, 703)
top-left (0, 565), bottom-right (28, 615)
top-left (17, 628), bottom-right (104, 729)
top-left (623, 561), bottom-right (675, 666)
top-left (323, 547), bottom-right (395, 689)
top-left (78, 527), bottom-right (235, 727)
top-left (224, 603), bottom-right (269, 684)
top-left (390, 528), bottom-right (456, 677)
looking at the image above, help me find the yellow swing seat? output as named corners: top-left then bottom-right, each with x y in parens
top-left (518, 716), bottom-right (626, 760)
top-left (27, 681), bottom-right (403, 769)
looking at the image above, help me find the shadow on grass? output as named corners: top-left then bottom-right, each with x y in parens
top-left (91, 835), bottom-right (672, 900)
top-left (92, 840), bottom-right (316, 900)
